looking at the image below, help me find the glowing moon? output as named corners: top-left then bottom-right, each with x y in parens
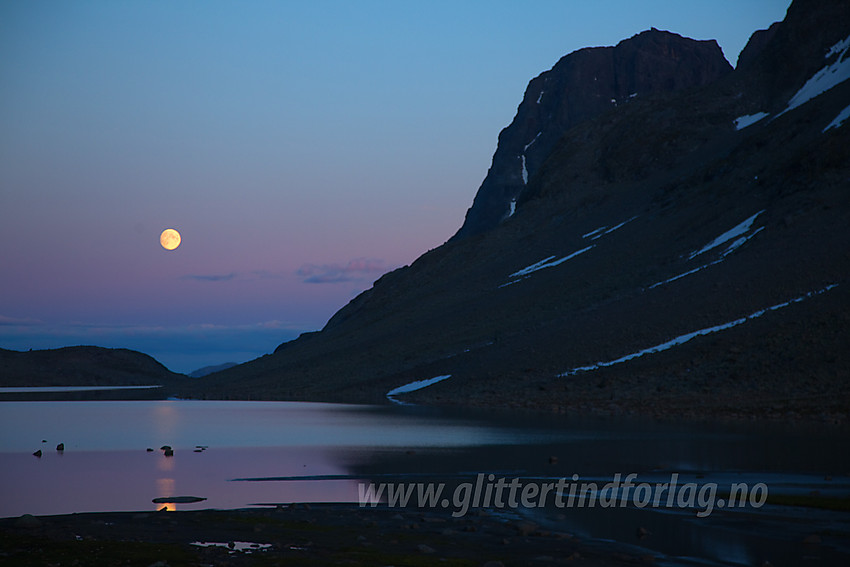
top-left (160, 228), bottom-right (181, 251)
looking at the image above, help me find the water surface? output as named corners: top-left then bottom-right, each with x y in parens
top-left (1, 400), bottom-right (848, 566)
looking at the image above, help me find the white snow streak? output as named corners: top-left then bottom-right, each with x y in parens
top-left (689, 211), bottom-right (764, 260)
top-left (387, 375), bottom-right (452, 404)
top-left (648, 260), bottom-right (722, 290)
top-left (558, 285), bottom-right (838, 376)
top-left (590, 216), bottom-right (638, 240)
top-left (510, 246), bottom-right (594, 278)
top-left (508, 198), bottom-right (517, 217)
top-left (827, 35), bottom-right (850, 59)
top-left (521, 154), bottom-right (528, 184)
top-left (583, 226), bottom-right (607, 239)
top-left (651, 218), bottom-right (764, 289)
top-left (524, 132), bottom-right (541, 151)
top-left (781, 34), bottom-right (850, 115)
top-left (734, 112), bottom-right (769, 130)
top-left (824, 104), bottom-right (850, 132)
top-left (649, 226), bottom-right (764, 289)
top-left (537, 90), bottom-right (544, 104)
top-left (721, 226), bottom-right (764, 257)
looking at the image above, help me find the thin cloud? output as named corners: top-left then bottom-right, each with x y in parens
top-left (0, 315), bottom-right (42, 326)
top-left (182, 273), bottom-right (237, 282)
top-left (296, 258), bottom-right (387, 284)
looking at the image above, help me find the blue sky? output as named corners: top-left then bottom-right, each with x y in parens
top-left (0, 0), bottom-right (791, 373)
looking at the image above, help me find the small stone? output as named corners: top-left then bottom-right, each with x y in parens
top-left (56, 443), bottom-right (64, 451)
top-left (160, 445), bottom-right (171, 451)
top-left (417, 544), bottom-right (435, 554)
top-left (164, 448), bottom-right (174, 457)
top-left (32, 450), bottom-right (42, 458)
top-left (146, 448), bottom-right (154, 452)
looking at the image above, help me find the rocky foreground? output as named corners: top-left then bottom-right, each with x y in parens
top-left (1, 505), bottom-right (659, 567)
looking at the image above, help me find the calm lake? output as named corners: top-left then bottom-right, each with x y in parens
top-left (1, 399), bottom-right (848, 566)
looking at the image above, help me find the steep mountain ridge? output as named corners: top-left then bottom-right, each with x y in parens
top-left (452, 29), bottom-right (732, 240)
top-left (191, 0), bottom-right (850, 420)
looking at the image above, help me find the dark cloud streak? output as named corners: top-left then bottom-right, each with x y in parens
top-left (296, 258), bottom-right (388, 284)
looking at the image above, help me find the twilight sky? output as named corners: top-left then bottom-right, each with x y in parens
top-left (1, 0), bottom-right (791, 373)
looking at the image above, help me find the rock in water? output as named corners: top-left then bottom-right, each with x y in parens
top-left (56, 442), bottom-right (64, 451)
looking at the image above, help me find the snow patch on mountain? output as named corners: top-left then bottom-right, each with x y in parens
top-left (688, 211), bottom-right (765, 260)
top-left (590, 216), bottom-right (638, 240)
top-left (521, 154), bottom-right (528, 184)
top-left (524, 132), bottom-right (541, 151)
top-left (387, 375), bottom-right (452, 404)
top-left (826, 35), bottom-right (850, 59)
top-left (721, 226), bottom-right (765, 257)
top-left (583, 226), bottom-right (607, 239)
top-left (510, 246), bottom-right (594, 278)
top-left (651, 218), bottom-right (764, 289)
top-left (558, 285), bottom-right (838, 376)
top-left (824, 104), bottom-right (850, 132)
top-left (648, 259), bottom-right (723, 290)
top-left (734, 112), bottom-right (769, 130)
top-left (781, 34), bottom-right (850, 115)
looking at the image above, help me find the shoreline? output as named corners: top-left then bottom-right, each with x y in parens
top-left (2, 390), bottom-right (848, 428)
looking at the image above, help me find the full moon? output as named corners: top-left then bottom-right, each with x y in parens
top-left (160, 228), bottom-right (181, 251)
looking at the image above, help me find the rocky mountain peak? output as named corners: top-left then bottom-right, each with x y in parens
top-left (451, 29), bottom-right (732, 241)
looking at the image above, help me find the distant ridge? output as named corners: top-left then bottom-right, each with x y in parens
top-left (189, 362), bottom-right (238, 378)
top-left (0, 346), bottom-right (184, 388)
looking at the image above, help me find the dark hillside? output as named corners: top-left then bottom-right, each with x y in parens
top-left (190, 0), bottom-right (850, 421)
